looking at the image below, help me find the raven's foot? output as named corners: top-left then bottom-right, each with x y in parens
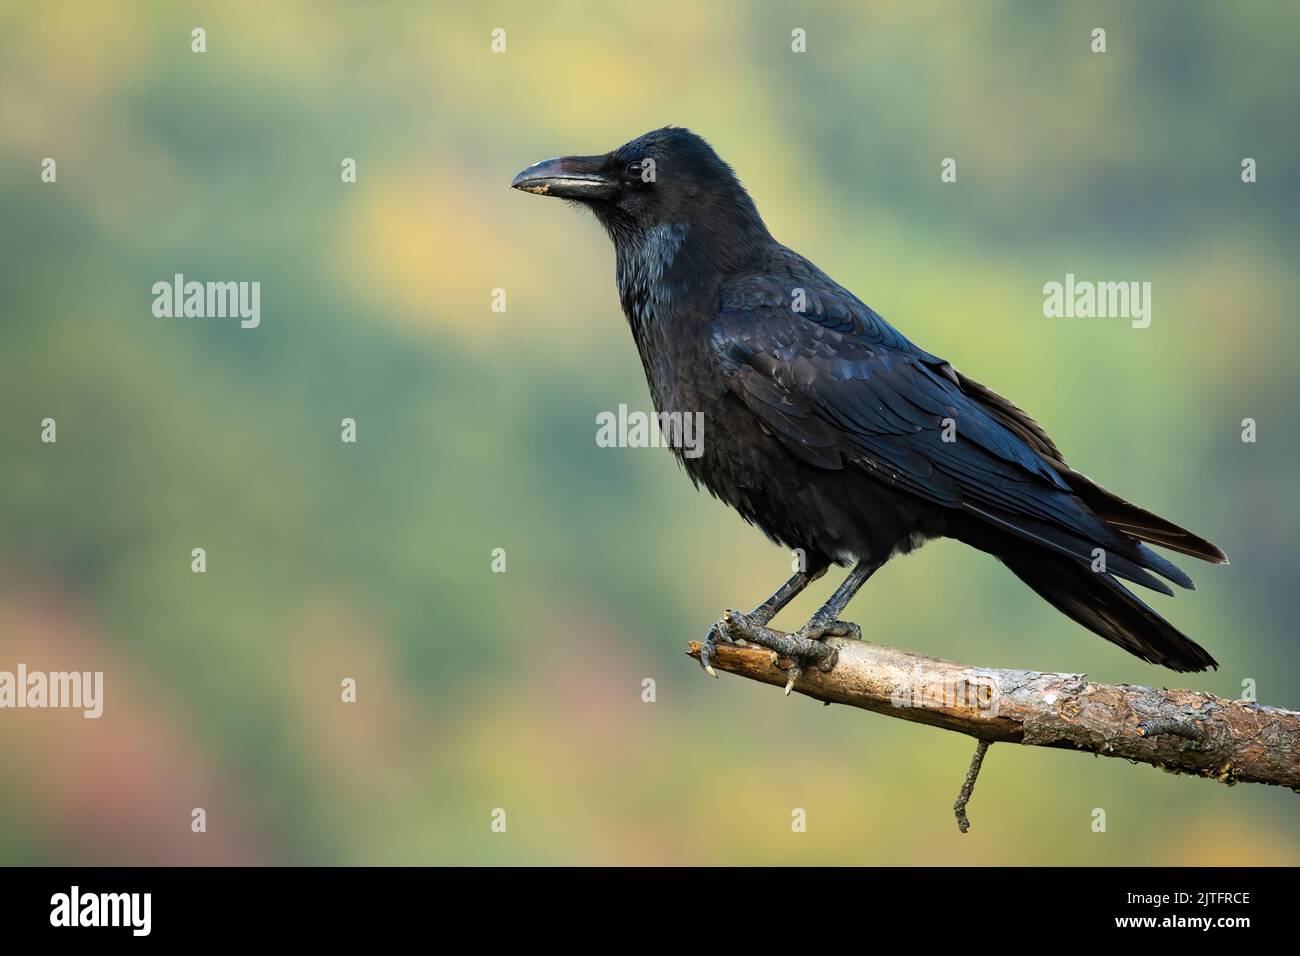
top-left (771, 620), bottom-right (861, 694)
top-left (699, 614), bottom-right (741, 679)
top-left (701, 610), bottom-right (846, 694)
top-left (698, 609), bottom-right (774, 677)
top-left (794, 619), bottom-right (862, 643)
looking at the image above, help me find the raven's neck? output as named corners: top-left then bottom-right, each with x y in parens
top-left (605, 214), bottom-right (770, 414)
top-left (607, 212), bottom-right (771, 337)
top-left (612, 222), bottom-right (691, 340)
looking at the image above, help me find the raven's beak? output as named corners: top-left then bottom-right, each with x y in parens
top-left (510, 154), bottom-right (618, 200)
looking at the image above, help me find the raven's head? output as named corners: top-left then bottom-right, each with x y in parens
top-left (511, 127), bottom-right (770, 261)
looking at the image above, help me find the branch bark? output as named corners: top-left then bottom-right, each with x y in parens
top-left (686, 636), bottom-right (1300, 794)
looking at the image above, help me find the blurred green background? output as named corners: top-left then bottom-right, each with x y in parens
top-left (2, 0), bottom-right (1298, 865)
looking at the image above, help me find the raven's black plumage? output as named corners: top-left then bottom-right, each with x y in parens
top-left (512, 127), bottom-right (1227, 672)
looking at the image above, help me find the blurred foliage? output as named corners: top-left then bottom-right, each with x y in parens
top-left (1, 0), bottom-right (1298, 864)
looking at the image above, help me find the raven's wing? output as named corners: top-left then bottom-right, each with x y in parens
top-left (950, 367), bottom-right (1225, 563)
top-left (711, 269), bottom-right (1194, 595)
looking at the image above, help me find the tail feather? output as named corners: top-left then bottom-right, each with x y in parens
top-left (965, 503), bottom-right (1177, 596)
top-left (1001, 551), bottom-right (1218, 673)
top-left (948, 368), bottom-right (1227, 566)
top-left (1062, 471), bottom-right (1228, 565)
top-left (1136, 542), bottom-right (1195, 590)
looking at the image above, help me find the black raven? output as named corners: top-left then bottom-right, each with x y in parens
top-left (512, 127), bottom-right (1226, 675)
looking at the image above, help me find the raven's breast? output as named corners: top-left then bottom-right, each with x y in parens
top-left (678, 388), bottom-right (947, 568)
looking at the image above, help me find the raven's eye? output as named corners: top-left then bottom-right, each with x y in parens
top-left (624, 159), bottom-right (656, 186)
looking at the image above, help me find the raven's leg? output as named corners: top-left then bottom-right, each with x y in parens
top-left (699, 560), bottom-right (828, 677)
top-left (715, 559), bottom-right (883, 692)
top-left (790, 558), bottom-right (883, 643)
top-left (747, 561), bottom-right (830, 626)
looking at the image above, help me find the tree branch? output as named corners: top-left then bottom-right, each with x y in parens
top-left (953, 739), bottom-right (991, 833)
top-left (686, 636), bottom-right (1300, 799)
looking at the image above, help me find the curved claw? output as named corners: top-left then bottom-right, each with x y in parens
top-left (784, 662), bottom-right (803, 695)
top-left (699, 618), bottom-right (736, 678)
top-left (699, 638), bottom-right (718, 678)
